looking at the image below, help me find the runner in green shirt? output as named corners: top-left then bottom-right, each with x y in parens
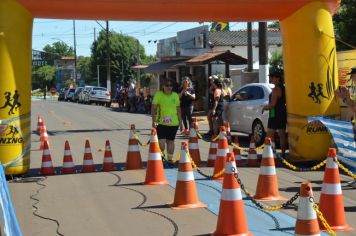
top-left (152, 78), bottom-right (183, 165)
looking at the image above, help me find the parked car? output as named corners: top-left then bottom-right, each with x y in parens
top-left (58, 88), bottom-right (68, 101)
top-left (65, 88), bottom-right (76, 101)
top-left (78, 86), bottom-right (94, 103)
top-left (225, 83), bottom-right (273, 146)
top-left (72, 87), bottom-right (83, 102)
top-left (83, 86), bottom-right (111, 106)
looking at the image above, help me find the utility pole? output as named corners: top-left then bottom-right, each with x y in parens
top-left (121, 60), bottom-right (124, 83)
top-left (106, 21), bottom-right (111, 92)
top-left (136, 39), bottom-right (140, 83)
top-left (258, 22), bottom-right (268, 83)
top-left (247, 22), bottom-right (253, 72)
top-left (73, 20), bottom-right (77, 83)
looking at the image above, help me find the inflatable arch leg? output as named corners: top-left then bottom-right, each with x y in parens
top-left (281, 1), bottom-right (340, 161)
top-left (0, 0), bottom-right (32, 174)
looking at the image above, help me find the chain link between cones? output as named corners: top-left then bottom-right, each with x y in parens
top-left (280, 158), bottom-right (327, 171)
top-left (132, 132), bottom-right (150, 147)
top-left (186, 151), bottom-right (225, 179)
top-left (309, 197), bottom-right (336, 236)
top-left (232, 167), bottom-right (299, 211)
top-left (334, 159), bottom-right (356, 179)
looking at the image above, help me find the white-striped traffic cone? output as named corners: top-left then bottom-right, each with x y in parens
top-left (212, 126), bottom-right (229, 180)
top-left (188, 122), bottom-right (201, 166)
top-left (62, 140), bottom-right (75, 174)
top-left (207, 135), bottom-right (218, 167)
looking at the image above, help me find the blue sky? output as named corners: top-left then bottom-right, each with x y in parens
top-left (32, 20), bottom-right (251, 57)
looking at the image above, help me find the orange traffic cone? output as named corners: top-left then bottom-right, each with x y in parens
top-left (171, 142), bottom-right (206, 209)
top-left (102, 140), bottom-right (116, 171)
top-left (207, 135), bottom-right (218, 167)
top-left (233, 136), bottom-right (243, 167)
top-left (247, 136), bottom-right (259, 167)
top-left (39, 124), bottom-right (49, 150)
top-left (188, 123), bottom-right (201, 166)
top-left (319, 148), bottom-right (353, 232)
top-left (40, 141), bottom-right (55, 175)
top-left (253, 137), bottom-right (286, 201)
top-left (213, 152), bottom-right (252, 236)
top-left (62, 140), bottom-right (75, 174)
top-left (212, 126), bottom-right (229, 180)
top-left (81, 140), bottom-right (96, 173)
top-left (225, 121), bottom-right (231, 143)
top-left (37, 115), bottom-right (44, 133)
top-left (144, 128), bottom-right (168, 185)
top-left (125, 124), bottom-right (143, 170)
top-left (295, 182), bottom-right (320, 236)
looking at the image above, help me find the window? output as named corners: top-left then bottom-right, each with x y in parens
top-left (248, 86), bottom-right (265, 100)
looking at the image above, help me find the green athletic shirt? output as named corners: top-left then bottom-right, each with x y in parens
top-left (152, 91), bottom-right (180, 126)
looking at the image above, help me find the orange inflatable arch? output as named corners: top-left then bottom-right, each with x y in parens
top-left (0, 0), bottom-right (341, 174)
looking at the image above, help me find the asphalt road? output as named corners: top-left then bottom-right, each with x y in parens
top-left (7, 100), bottom-right (356, 236)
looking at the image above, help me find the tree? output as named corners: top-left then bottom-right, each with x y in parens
top-left (269, 50), bottom-right (283, 75)
top-left (43, 41), bottom-right (74, 56)
top-left (268, 21), bottom-right (280, 29)
top-left (91, 30), bottom-right (155, 88)
top-left (333, 0), bottom-right (356, 50)
top-left (33, 65), bottom-right (56, 99)
top-left (77, 56), bottom-right (94, 85)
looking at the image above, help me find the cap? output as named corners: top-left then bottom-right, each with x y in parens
top-left (209, 75), bottom-right (218, 80)
top-left (347, 67), bottom-right (356, 75)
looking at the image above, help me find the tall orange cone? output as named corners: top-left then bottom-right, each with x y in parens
top-left (207, 135), bottom-right (218, 167)
top-left (212, 126), bottom-right (229, 180)
top-left (253, 137), bottom-right (286, 201)
top-left (233, 136), bottom-right (243, 167)
top-left (171, 142), bottom-right (206, 209)
top-left (318, 148), bottom-right (353, 232)
top-left (62, 140), bottom-right (75, 174)
top-left (247, 136), bottom-right (259, 167)
top-left (39, 123), bottom-right (49, 150)
top-left (294, 182), bottom-right (320, 236)
top-left (37, 115), bottom-right (44, 133)
top-left (213, 152), bottom-right (252, 236)
top-left (40, 141), bottom-right (55, 175)
top-left (125, 124), bottom-right (143, 170)
top-left (81, 140), bottom-right (96, 173)
top-left (188, 122), bottom-right (201, 166)
top-left (102, 140), bottom-right (116, 171)
top-left (144, 128), bottom-right (168, 185)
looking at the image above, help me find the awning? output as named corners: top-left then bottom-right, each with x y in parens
top-left (144, 60), bottom-right (185, 74)
top-left (131, 64), bottom-right (148, 70)
top-left (185, 50), bottom-right (247, 65)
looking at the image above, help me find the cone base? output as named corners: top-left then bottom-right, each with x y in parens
top-left (253, 195), bottom-right (287, 201)
top-left (207, 160), bottom-right (215, 167)
top-left (212, 231), bottom-right (253, 236)
top-left (170, 202), bottom-right (206, 209)
top-left (144, 180), bottom-right (168, 185)
top-left (320, 224), bottom-right (353, 232)
top-left (81, 167), bottom-right (96, 173)
top-left (102, 164), bottom-right (117, 172)
top-left (40, 169), bottom-right (55, 175)
top-left (62, 168), bottom-right (76, 174)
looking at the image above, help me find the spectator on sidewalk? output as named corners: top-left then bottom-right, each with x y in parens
top-left (335, 67), bottom-right (356, 188)
top-left (178, 76), bottom-right (196, 135)
top-left (127, 80), bottom-right (136, 112)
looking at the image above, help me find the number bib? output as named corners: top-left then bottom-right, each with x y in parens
top-left (162, 116), bottom-right (173, 125)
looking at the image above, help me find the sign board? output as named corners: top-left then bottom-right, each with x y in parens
top-left (32, 60), bottom-right (54, 67)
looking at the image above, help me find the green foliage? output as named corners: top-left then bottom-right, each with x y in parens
top-left (32, 65), bottom-right (56, 90)
top-left (77, 56), bottom-right (93, 84)
top-left (90, 30), bottom-right (153, 87)
top-left (64, 80), bottom-right (74, 88)
top-left (43, 41), bottom-right (74, 56)
top-left (268, 21), bottom-right (280, 29)
top-left (269, 50), bottom-right (284, 74)
top-left (333, 0), bottom-right (356, 50)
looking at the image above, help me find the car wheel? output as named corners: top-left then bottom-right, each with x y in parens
top-left (252, 119), bottom-right (266, 147)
